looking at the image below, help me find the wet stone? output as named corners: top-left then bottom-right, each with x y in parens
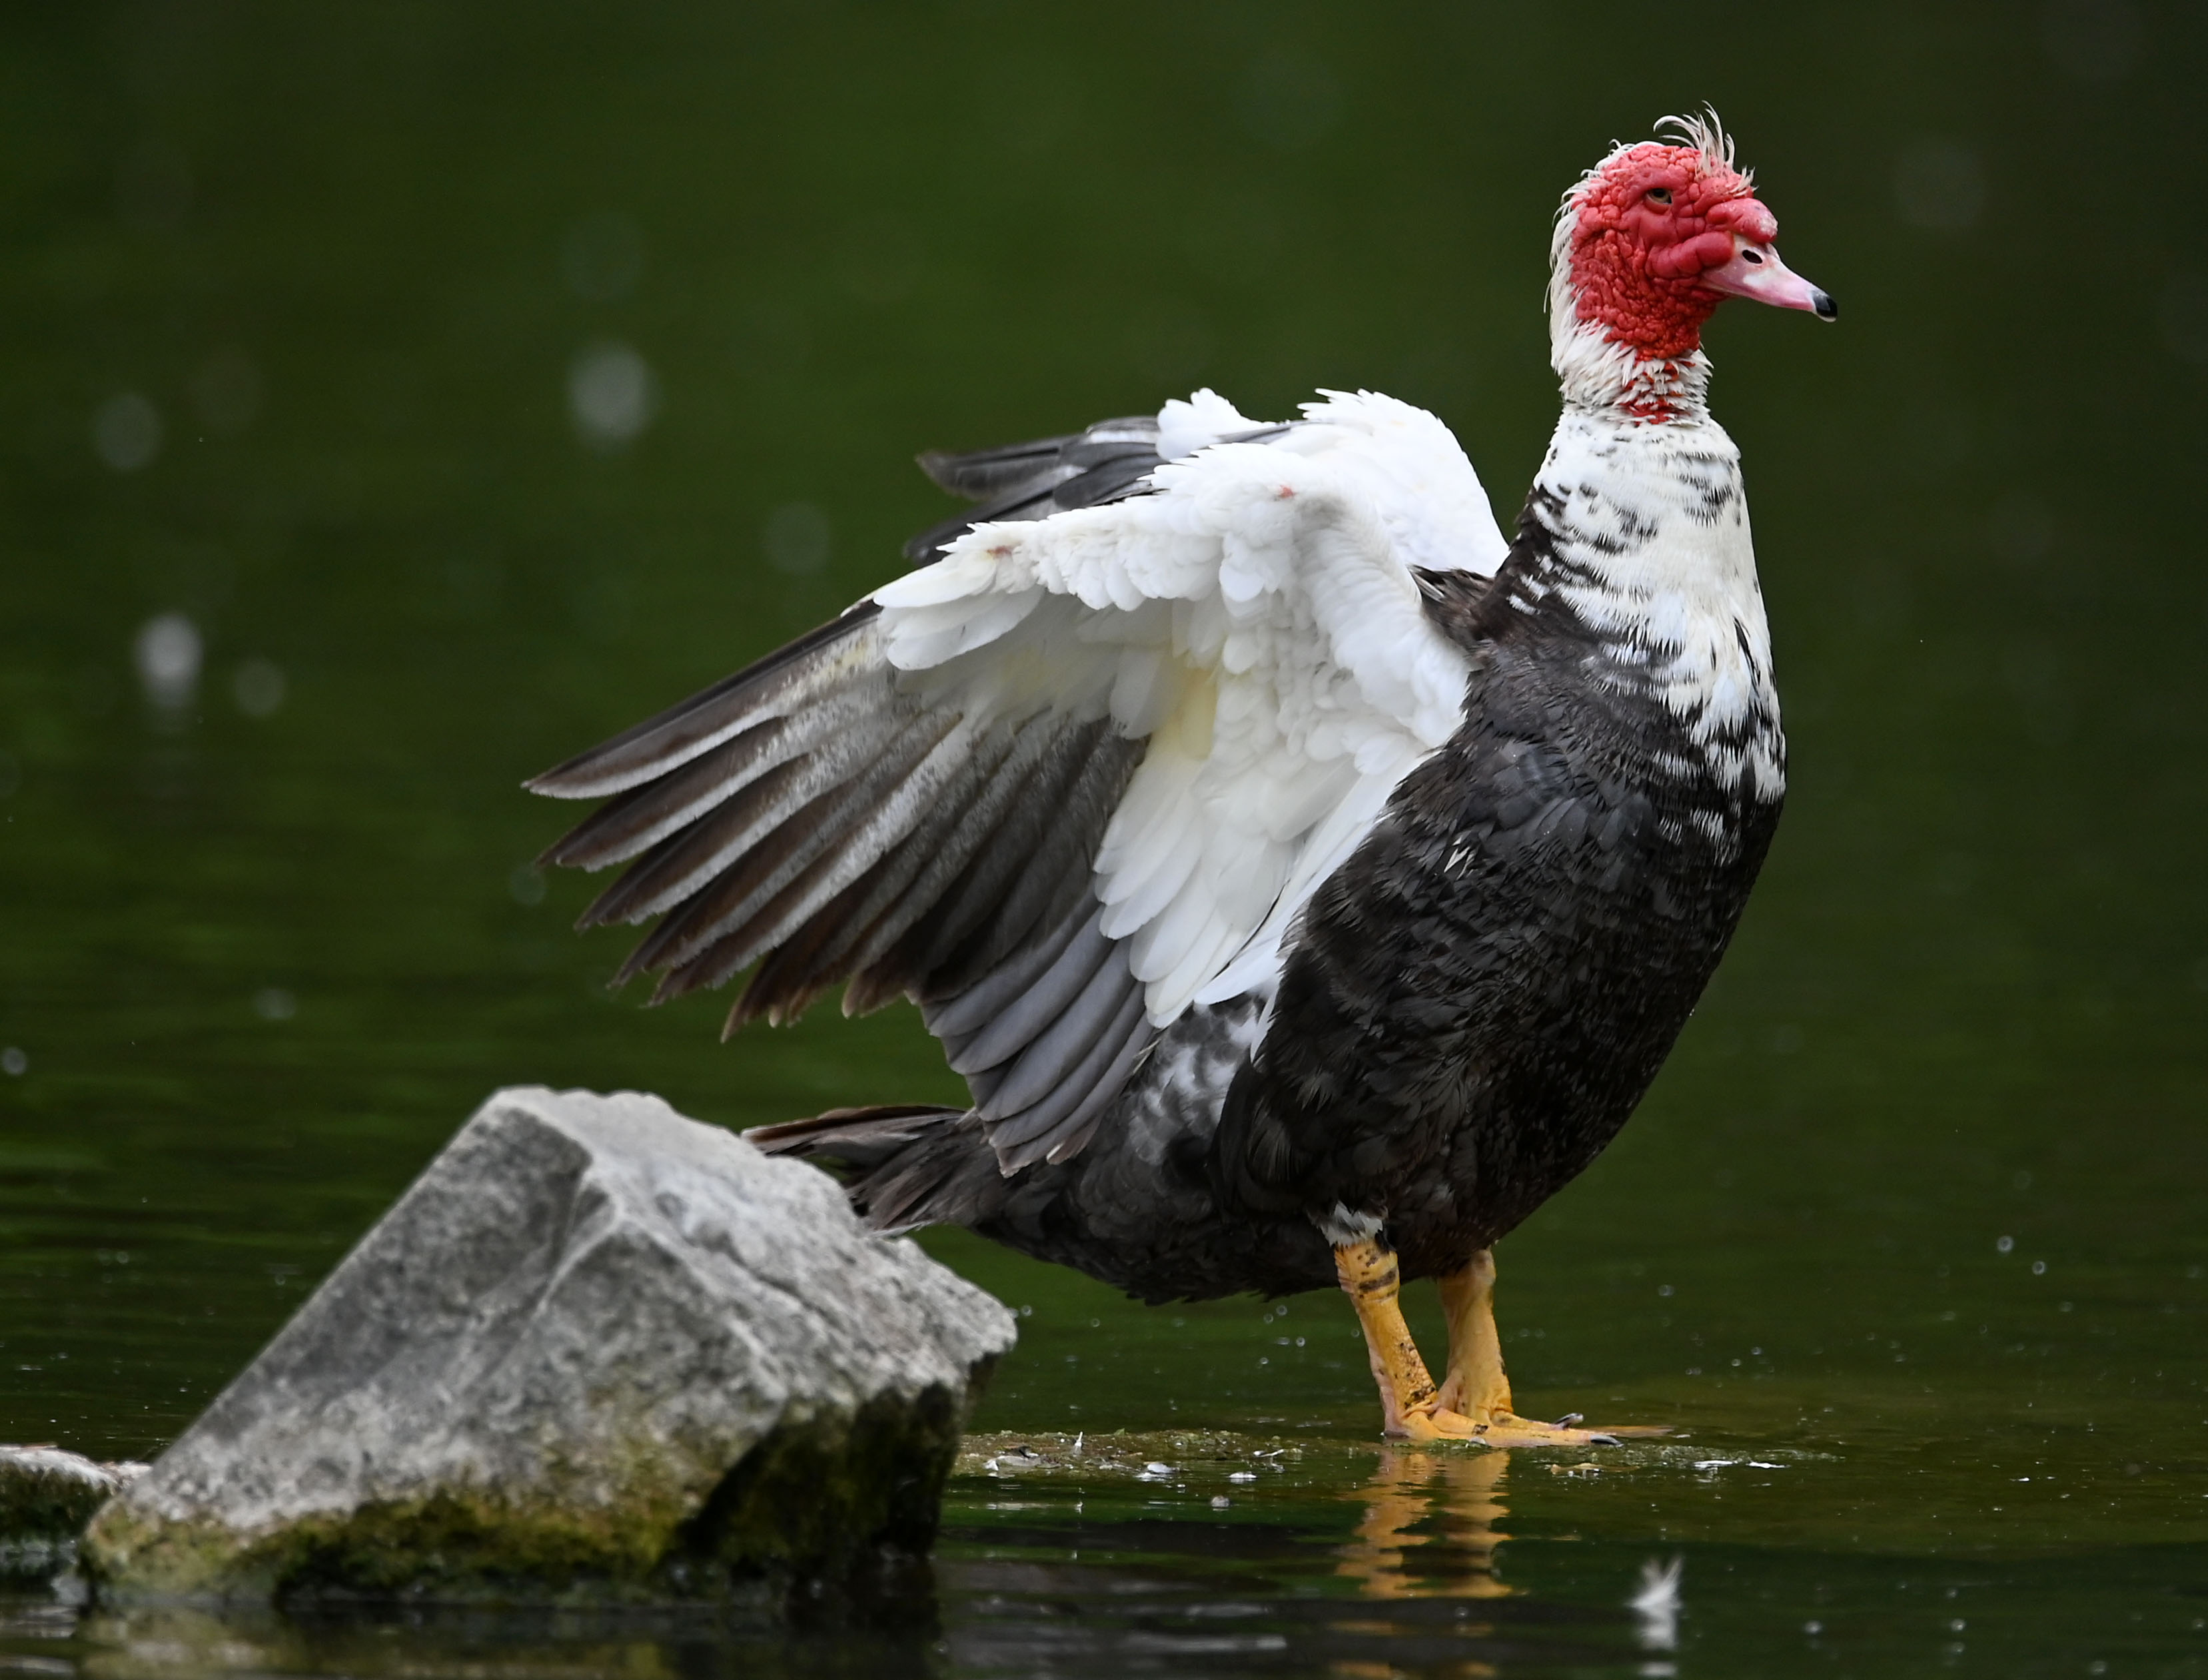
top-left (81, 1086), bottom-right (1017, 1610)
top-left (1, 1447), bottom-right (149, 1579)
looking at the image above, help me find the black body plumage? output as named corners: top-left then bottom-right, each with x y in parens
top-left (746, 490), bottom-right (1782, 1304)
top-left (1209, 565), bottom-right (1782, 1286)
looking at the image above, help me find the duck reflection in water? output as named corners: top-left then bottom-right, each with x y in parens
top-left (1337, 1447), bottom-right (1515, 1604)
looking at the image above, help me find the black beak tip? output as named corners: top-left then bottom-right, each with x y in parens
top-left (1811, 288), bottom-right (1838, 322)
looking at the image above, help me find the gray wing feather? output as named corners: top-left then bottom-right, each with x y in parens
top-left (947, 906), bottom-right (1111, 1076)
top-left (528, 604), bottom-right (883, 800)
top-left (901, 416), bottom-right (1166, 564)
top-left (901, 418), bottom-right (1298, 563)
top-left (834, 715), bottom-right (1107, 997)
top-left (584, 703), bottom-right (915, 935)
top-left (855, 720), bottom-right (1137, 1010)
top-left (643, 709), bottom-right (968, 999)
top-left (923, 891), bottom-right (1091, 1045)
top-left (1027, 1011), bottom-right (1158, 1165)
top-left (736, 717), bottom-right (1031, 1019)
top-left (530, 414), bottom-right (1218, 1174)
top-left (910, 727), bottom-right (1139, 1000)
top-left (539, 673), bottom-right (889, 871)
top-left (985, 990), bottom-right (1153, 1169)
top-left (917, 418), bottom-right (1153, 496)
top-left (974, 937), bottom-right (1135, 1120)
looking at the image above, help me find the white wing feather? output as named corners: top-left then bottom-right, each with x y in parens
top-left (869, 389), bottom-right (1508, 1025)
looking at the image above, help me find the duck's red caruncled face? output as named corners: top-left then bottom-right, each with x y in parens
top-left (1568, 141), bottom-right (1822, 360)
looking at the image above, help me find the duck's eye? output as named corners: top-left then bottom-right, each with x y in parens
top-left (1646, 187), bottom-right (1673, 206)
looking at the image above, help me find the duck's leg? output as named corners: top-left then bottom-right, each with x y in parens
top-left (1432, 1250), bottom-right (1513, 1420)
top-left (1333, 1238), bottom-right (1485, 1440)
top-left (1433, 1249), bottom-right (1664, 1446)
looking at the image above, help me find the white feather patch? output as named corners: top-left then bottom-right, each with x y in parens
top-left (861, 388), bottom-right (1507, 1022)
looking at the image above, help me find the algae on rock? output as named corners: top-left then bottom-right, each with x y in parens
top-left (83, 1087), bottom-right (1015, 1608)
top-left (1, 1446), bottom-right (147, 1579)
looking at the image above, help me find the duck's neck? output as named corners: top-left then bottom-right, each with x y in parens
top-left (1498, 376), bottom-right (1785, 803)
top-left (1550, 316), bottom-right (1713, 423)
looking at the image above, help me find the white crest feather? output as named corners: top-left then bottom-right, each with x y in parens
top-left (1655, 106), bottom-right (1746, 177)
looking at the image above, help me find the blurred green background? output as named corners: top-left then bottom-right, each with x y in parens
top-left (1, 0), bottom-right (2206, 1668)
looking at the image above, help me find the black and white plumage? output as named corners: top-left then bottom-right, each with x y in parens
top-left (531, 119), bottom-right (1822, 1355)
top-left (535, 388), bottom-right (1511, 1194)
top-left (532, 380), bottom-right (1776, 1301)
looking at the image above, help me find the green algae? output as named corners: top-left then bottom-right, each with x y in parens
top-left (669, 1382), bottom-right (969, 1584)
top-left (84, 1378), bottom-right (983, 1611)
top-left (0, 1457), bottom-right (117, 1541)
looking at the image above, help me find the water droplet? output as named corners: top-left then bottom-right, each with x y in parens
top-left (568, 341), bottom-right (657, 449)
top-left (134, 613), bottom-right (201, 711)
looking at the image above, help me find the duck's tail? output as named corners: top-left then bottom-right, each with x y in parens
top-left (748, 1104), bottom-right (1009, 1234)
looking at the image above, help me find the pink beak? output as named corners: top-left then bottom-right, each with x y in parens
top-left (1700, 234), bottom-right (1838, 321)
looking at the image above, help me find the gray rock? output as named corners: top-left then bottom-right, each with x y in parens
top-left (83, 1086), bottom-right (1015, 1608)
top-left (1, 1446), bottom-right (148, 1578)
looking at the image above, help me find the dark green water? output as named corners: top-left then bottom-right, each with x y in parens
top-left (4, 3), bottom-right (2207, 1673)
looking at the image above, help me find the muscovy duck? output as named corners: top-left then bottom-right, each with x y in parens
top-left (530, 115), bottom-right (1834, 1444)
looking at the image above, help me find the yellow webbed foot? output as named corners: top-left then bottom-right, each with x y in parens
top-left (1463, 1410), bottom-right (1666, 1448)
top-left (1394, 1404), bottom-right (1662, 1446)
top-left (1424, 1249), bottom-right (1666, 1447)
top-left (1389, 1405), bottom-right (1486, 1442)
top-left (1337, 1238), bottom-right (1670, 1447)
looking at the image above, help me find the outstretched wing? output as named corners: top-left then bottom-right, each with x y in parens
top-left (530, 388), bottom-right (1510, 1171)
